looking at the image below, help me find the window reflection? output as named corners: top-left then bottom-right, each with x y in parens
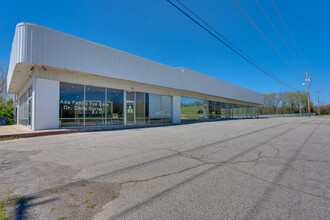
top-left (85, 86), bottom-right (106, 126)
top-left (59, 83), bottom-right (84, 127)
top-left (161, 96), bottom-right (172, 123)
top-left (59, 83), bottom-right (125, 127)
top-left (150, 94), bottom-right (172, 123)
top-left (107, 89), bottom-right (124, 125)
top-left (136, 92), bottom-right (148, 124)
top-left (181, 97), bottom-right (206, 119)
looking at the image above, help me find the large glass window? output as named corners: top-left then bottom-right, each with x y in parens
top-left (238, 105), bottom-right (243, 118)
top-left (203, 100), bottom-right (208, 118)
top-left (136, 92), bottom-right (148, 124)
top-left (18, 87), bottom-right (32, 126)
top-left (247, 106), bottom-right (252, 118)
top-left (149, 94), bottom-right (172, 123)
top-left (221, 102), bottom-right (230, 119)
top-left (149, 94), bottom-right (162, 123)
top-left (233, 104), bottom-right (239, 118)
top-left (161, 96), bottom-right (172, 123)
top-left (59, 83), bottom-right (85, 127)
top-left (181, 97), bottom-right (206, 120)
top-left (207, 101), bottom-right (222, 119)
top-left (215, 102), bottom-right (221, 119)
top-left (107, 89), bottom-right (124, 125)
top-left (59, 83), bottom-right (173, 127)
top-left (85, 86), bottom-right (106, 126)
top-left (126, 92), bottom-right (134, 101)
top-left (59, 83), bottom-right (124, 127)
top-left (181, 97), bottom-right (191, 119)
top-left (208, 101), bottom-right (215, 119)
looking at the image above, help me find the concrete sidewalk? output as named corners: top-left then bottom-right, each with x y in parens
top-left (0, 125), bottom-right (72, 139)
top-left (0, 125), bottom-right (33, 135)
top-left (0, 123), bottom-right (181, 139)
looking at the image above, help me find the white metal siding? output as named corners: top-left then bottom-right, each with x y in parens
top-left (34, 78), bottom-right (59, 130)
top-left (8, 22), bottom-right (264, 105)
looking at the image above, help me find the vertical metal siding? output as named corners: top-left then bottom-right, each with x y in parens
top-left (8, 23), bottom-right (264, 105)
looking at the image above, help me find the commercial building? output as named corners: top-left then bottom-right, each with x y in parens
top-left (8, 23), bottom-right (263, 130)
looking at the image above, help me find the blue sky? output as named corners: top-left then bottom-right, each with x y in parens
top-left (1, 0), bottom-right (329, 104)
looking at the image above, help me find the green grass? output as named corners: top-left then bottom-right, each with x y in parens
top-left (0, 136), bottom-right (19, 141)
top-left (0, 194), bottom-right (21, 220)
top-left (87, 204), bottom-right (96, 209)
top-left (112, 195), bottom-right (117, 199)
top-left (81, 184), bottom-right (86, 187)
top-left (51, 190), bottom-right (59, 194)
top-left (0, 199), bottom-right (10, 220)
top-left (0, 215), bottom-right (9, 220)
top-left (82, 200), bottom-right (89, 204)
top-left (57, 217), bottom-right (66, 220)
top-left (6, 187), bottom-right (18, 195)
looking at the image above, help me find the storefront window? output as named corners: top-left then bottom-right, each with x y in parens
top-left (85, 86), bottom-right (106, 126)
top-left (221, 102), bottom-right (229, 119)
top-left (149, 94), bottom-right (172, 123)
top-left (181, 97), bottom-right (205, 119)
top-left (161, 96), bottom-right (172, 123)
top-left (149, 94), bottom-right (162, 123)
top-left (59, 83), bottom-right (84, 127)
top-left (136, 92), bottom-right (148, 124)
top-left (59, 83), bottom-right (124, 127)
top-left (59, 83), bottom-right (173, 127)
top-left (18, 87), bottom-right (32, 126)
top-left (215, 102), bottom-right (221, 119)
top-left (208, 101), bottom-right (215, 119)
top-left (107, 89), bottom-right (124, 125)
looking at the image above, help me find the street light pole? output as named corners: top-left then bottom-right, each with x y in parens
top-left (302, 71), bottom-right (313, 117)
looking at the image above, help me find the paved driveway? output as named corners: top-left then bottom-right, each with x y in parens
top-left (0, 117), bottom-right (329, 219)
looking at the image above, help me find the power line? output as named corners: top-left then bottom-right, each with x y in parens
top-left (167, 0), bottom-right (296, 90)
top-left (254, 0), bottom-right (306, 71)
top-left (231, 0), bottom-right (297, 72)
top-left (175, 0), bottom-right (286, 85)
top-left (271, 0), bottom-right (312, 71)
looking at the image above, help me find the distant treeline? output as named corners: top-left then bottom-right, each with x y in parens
top-left (259, 92), bottom-right (329, 115)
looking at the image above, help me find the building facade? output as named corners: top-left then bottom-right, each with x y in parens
top-left (8, 23), bottom-right (263, 130)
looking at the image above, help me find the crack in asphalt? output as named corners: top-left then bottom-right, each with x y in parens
top-left (228, 164), bottom-right (330, 201)
top-left (114, 119), bottom-right (314, 192)
top-left (242, 119), bottom-right (326, 220)
top-left (120, 163), bottom-right (209, 185)
top-left (259, 156), bottom-right (330, 163)
top-left (109, 120), bottom-right (311, 219)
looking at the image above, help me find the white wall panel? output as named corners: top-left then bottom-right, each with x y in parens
top-left (172, 96), bottom-right (181, 123)
top-left (34, 78), bottom-right (59, 130)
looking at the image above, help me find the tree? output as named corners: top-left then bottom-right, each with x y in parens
top-left (262, 93), bottom-right (279, 114)
top-left (0, 60), bottom-right (8, 105)
top-left (278, 92), bottom-right (289, 114)
top-left (260, 91), bottom-right (314, 115)
top-left (0, 98), bottom-right (14, 125)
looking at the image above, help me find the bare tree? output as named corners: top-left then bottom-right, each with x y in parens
top-left (0, 60), bottom-right (8, 105)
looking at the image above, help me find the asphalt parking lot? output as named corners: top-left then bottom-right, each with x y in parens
top-left (0, 116), bottom-right (329, 219)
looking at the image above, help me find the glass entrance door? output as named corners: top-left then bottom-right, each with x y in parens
top-left (126, 102), bottom-right (135, 124)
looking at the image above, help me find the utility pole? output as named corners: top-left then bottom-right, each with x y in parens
top-left (302, 71), bottom-right (312, 117)
top-left (317, 90), bottom-right (320, 115)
